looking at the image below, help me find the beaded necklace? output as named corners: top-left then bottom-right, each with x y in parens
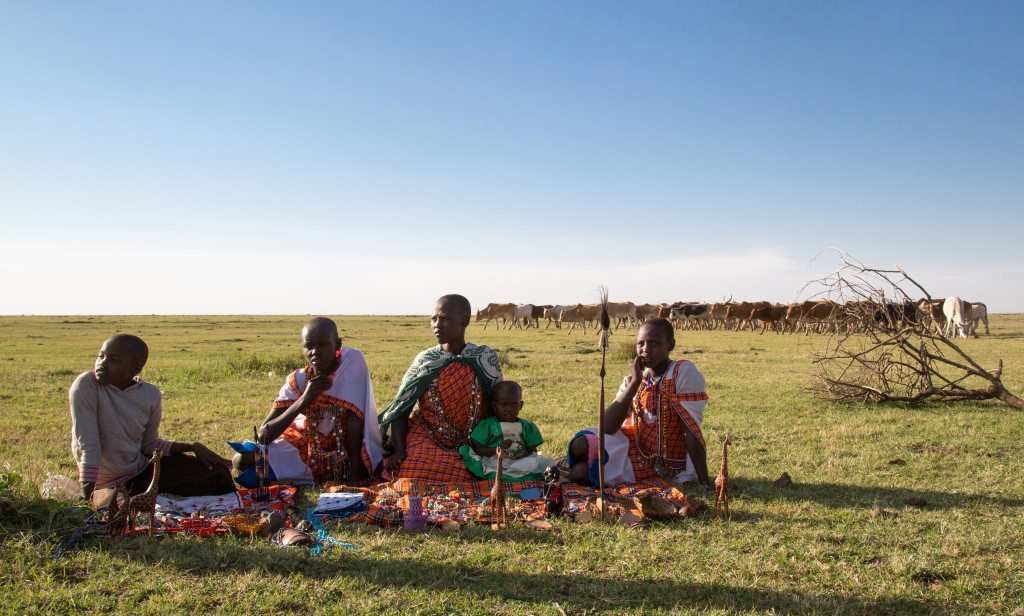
top-left (631, 363), bottom-right (689, 478)
top-left (301, 358), bottom-right (352, 483)
top-left (417, 375), bottom-right (482, 450)
top-left (305, 404), bottom-right (351, 482)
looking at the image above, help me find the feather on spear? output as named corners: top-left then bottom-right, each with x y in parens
top-left (597, 286), bottom-right (611, 519)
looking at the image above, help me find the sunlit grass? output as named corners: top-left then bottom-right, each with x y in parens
top-left (1, 314), bottom-right (1022, 613)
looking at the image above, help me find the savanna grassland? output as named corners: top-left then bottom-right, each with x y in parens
top-left (1, 314), bottom-right (1022, 615)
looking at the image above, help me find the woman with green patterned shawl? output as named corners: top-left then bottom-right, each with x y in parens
top-left (378, 295), bottom-right (502, 482)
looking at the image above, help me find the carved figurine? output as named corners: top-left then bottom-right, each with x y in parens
top-left (714, 435), bottom-right (730, 519)
top-left (128, 451), bottom-right (162, 536)
top-left (490, 448), bottom-right (508, 529)
top-left (105, 484), bottom-right (130, 536)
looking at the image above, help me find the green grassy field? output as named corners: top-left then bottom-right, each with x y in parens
top-left (1, 315), bottom-right (1022, 614)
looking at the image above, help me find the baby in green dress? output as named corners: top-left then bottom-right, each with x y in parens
top-left (459, 380), bottom-right (553, 481)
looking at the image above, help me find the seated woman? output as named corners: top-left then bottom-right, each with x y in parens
top-left (567, 318), bottom-right (712, 489)
top-left (459, 380), bottom-right (553, 481)
top-left (378, 294), bottom-right (503, 483)
top-left (232, 317), bottom-right (383, 486)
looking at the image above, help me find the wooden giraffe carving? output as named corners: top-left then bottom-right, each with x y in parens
top-left (105, 484), bottom-right (130, 536)
top-left (714, 435), bottom-right (730, 519)
top-left (128, 451), bottom-right (163, 536)
top-left (490, 447), bottom-right (508, 529)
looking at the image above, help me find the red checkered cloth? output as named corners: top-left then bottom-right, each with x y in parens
top-left (280, 396), bottom-right (373, 482)
top-left (625, 360), bottom-right (706, 482)
top-left (396, 362), bottom-right (482, 483)
top-left (236, 484), bottom-right (297, 512)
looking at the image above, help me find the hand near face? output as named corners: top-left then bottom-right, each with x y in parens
top-left (302, 373), bottom-right (333, 403)
top-left (627, 356), bottom-right (645, 387)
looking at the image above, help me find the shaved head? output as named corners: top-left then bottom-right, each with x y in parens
top-left (302, 317), bottom-right (339, 339)
top-left (639, 318), bottom-right (675, 342)
top-left (105, 334), bottom-right (148, 365)
top-left (436, 294), bottom-right (471, 320)
top-left (492, 380), bottom-right (522, 398)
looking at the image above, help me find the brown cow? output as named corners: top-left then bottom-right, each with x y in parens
top-left (803, 300), bottom-right (838, 334)
top-left (635, 303), bottom-right (660, 324)
top-left (725, 301), bottom-right (755, 331)
top-left (753, 302), bottom-right (787, 334)
top-left (561, 304), bottom-right (589, 334)
top-left (607, 302), bottom-right (637, 329)
top-left (917, 299), bottom-right (946, 334)
top-left (475, 303), bottom-right (516, 330)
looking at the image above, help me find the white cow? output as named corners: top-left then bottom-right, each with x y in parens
top-left (543, 304), bottom-right (573, 329)
top-left (969, 302), bottom-right (989, 335)
top-left (942, 296), bottom-right (968, 339)
top-left (508, 304), bottom-right (536, 329)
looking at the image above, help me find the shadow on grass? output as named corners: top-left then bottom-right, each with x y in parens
top-left (102, 540), bottom-right (950, 615)
top-left (731, 478), bottom-right (1024, 511)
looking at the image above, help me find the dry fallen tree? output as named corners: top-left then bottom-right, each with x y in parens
top-left (805, 251), bottom-right (1024, 411)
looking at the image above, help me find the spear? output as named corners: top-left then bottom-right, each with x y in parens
top-left (597, 286), bottom-right (611, 519)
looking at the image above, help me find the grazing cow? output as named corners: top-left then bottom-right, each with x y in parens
top-left (794, 300), bottom-right (838, 335)
top-left (509, 304), bottom-right (536, 329)
top-left (942, 296), bottom-right (968, 338)
top-left (872, 301), bottom-right (920, 332)
top-left (475, 303), bottom-right (516, 330)
top-left (917, 299), bottom-right (946, 334)
top-left (606, 302), bottom-right (637, 329)
top-left (968, 302), bottom-right (990, 335)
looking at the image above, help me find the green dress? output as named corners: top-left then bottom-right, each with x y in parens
top-left (458, 417), bottom-right (553, 482)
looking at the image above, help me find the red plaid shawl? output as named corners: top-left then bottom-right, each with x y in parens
top-left (396, 361), bottom-right (483, 483)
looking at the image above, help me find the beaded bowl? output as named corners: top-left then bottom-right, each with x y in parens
top-left (221, 513), bottom-right (269, 536)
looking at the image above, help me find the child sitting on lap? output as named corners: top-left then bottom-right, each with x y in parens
top-left (459, 381), bottom-right (553, 482)
top-left (70, 334), bottom-right (234, 502)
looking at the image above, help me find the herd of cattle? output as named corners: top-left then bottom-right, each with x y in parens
top-left (474, 297), bottom-right (990, 338)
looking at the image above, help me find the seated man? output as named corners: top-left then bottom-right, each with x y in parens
top-left (71, 334), bottom-right (234, 501)
top-left (232, 317), bottom-right (383, 486)
top-left (378, 294), bottom-right (503, 483)
top-left (567, 318), bottom-right (711, 489)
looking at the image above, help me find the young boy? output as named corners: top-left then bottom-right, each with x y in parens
top-left (70, 334), bottom-right (234, 501)
top-left (231, 317), bottom-right (383, 486)
top-left (567, 318), bottom-right (711, 489)
top-left (459, 380), bottom-right (554, 482)
top-left (378, 294), bottom-right (503, 483)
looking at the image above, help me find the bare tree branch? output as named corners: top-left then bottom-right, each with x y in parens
top-left (808, 250), bottom-right (1023, 411)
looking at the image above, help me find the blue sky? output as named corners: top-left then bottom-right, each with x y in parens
top-left (1, 2), bottom-right (1021, 313)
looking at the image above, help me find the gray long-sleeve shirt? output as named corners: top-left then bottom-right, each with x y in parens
top-left (69, 372), bottom-right (172, 486)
